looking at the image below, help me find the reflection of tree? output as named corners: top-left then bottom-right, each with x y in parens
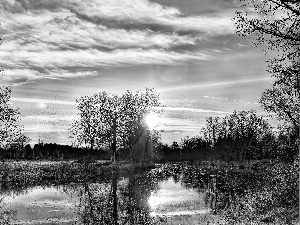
top-left (77, 171), bottom-right (159, 225)
top-left (0, 197), bottom-right (15, 224)
top-left (121, 172), bottom-right (158, 224)
top-left (78, 182), bottom-right (113, 224)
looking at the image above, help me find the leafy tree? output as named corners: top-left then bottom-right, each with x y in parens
top-left (0, 37), bottom-right (28, 155)
top-left (70, 94), bottom-right (111, 151)
top-left (234, 0), bottom-right (300, 157)
top-left (0, 83), bottom-right (27, 152)
top-left (202, 117), bottom-right (221, 147)
top-left (260, 62), bottom-right (300, 128)
top-left (201, 110), bottom-right (272, 161)
top-left (275, 123), bottom-right (299, 161)
top-left (70, 88), bottom-right (162, 162)
top-left (180, 136), bottom-right (207, 151)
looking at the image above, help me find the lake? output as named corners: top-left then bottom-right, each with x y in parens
top-left (0, 164), bottom-right (220, 224)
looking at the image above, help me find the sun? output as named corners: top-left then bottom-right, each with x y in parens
top-left (145, 112), bottom-right (161, 130)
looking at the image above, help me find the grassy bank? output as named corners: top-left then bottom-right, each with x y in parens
top-left (0, 160), bottom-right (155, 192)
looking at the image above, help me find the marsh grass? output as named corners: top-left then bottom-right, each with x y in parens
top-left (217, 161), bottom-right (299, 225)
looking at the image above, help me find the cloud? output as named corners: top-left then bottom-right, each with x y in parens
top-left (22, 115), bottom-right (77, 121)
top-left (157, 106), bottom-right (230, 114)
top-left (2, 11), bottom-right (200, 50)
top-left (1, 69), bottom-right (42, 80)
top-left (66, 0), bottom-right (235, 34)
top-left (160, 77), bottom-right (273, 92)
top-left (0, 0), bottom-right (234, 82)
top-left (12, 97), bottom-right (74, 105)
top-left (24, 124), bottom-right (67, 133)
top-left (2, 0), bottom-right (234, 34)
top-left (0, 47), bottom-right (209, 79)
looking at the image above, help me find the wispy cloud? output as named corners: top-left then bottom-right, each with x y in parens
top-left (157, 106), bottom-right (230, 114)
top-left (160, 76), bottom-right (273, 92)
top-left (24, 124), bottom-right (68, 133)
top-left (22, 115), bottom-right (77, 121)
top-left (12, 97), bottom-right (74, 105)
top-left (0, 47), bottom-right (209, 80)
top-left (65, 0), bottom-right (235, 34)
top-left (2, 11), bottom-right (200, 50)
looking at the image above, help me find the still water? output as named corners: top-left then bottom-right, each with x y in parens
top-left (0, 165), bottom-right (218, 224)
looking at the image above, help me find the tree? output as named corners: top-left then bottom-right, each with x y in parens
top-left (234, 0), bottom-right (300, 61)
top-left (0, 37), bottom-right (29, 156)
top-left (276, 123), bottom-right (298, 161)
top-left (260, 62), bottom-right (300, 128)
top-left (70, 88), bottom-right (162, 162)
top-left (234, 0), bottom-right (300, 158)
top-left (0, 84), bottom-right (27, 152)
top-left (201, 110), bottom-right (273, 161)
top-left (70, 94), bottom-right (111, 151)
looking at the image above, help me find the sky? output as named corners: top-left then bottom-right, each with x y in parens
top-left (0, 0), bottom-right (276, 145)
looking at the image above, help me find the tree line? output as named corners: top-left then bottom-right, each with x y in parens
top-left (156, 110), bottom-right (298, 163)
top-left (0, 141), bottom-right (111, 160)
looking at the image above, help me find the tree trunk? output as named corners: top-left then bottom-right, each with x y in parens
top-left (90, 139), bottom-right (94, 151)
top-left (112, 173), bottom-right (118, 225)
top-left (112, 116), bottom-right (117, 163)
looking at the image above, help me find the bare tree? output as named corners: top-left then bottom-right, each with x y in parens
top-left (234, 0), bottom-right (299, 60)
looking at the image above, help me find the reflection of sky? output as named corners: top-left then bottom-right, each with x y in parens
top-left (148, 177), bottom-right (209, 216)
top-left (1, 186), bottom-right (78, 224)
top-left (0, 0), bottom-right (275, 145)
top-left (3, 186), bottom-right (75, 206)
top-left (1, 177), bottom-right (209, 223)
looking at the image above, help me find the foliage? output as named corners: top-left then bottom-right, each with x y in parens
top-left (274, 123), bottom-right (299, 161)
top-left (155, 112), bottom-right (297, 162)
top-left (0, 38), bottom-right (28, 152)
top-left (201, 110), bottom-right (273, 161)
top-left (260, 59), bottom-right (300, 128)
top-left (234, 0), bottom-right (300, 61)
top-left (0, 85), bottom-right (25, 150)
top-left (0, 142), bottom-right (112, 160)
top-left (234, 0), bottom-right (300, 159)
top-left (70, 88), bottom-right (162, 161)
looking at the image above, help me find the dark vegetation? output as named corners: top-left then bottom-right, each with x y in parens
top-left (0, 142), bottom-right (111, 160)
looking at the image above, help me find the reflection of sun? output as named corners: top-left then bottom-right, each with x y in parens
top-left (38, 102), bottom-right (46, 109)
top-left (148, 194), bottom-right (161, 208)
top-left (145, 112), bottom-right (161, 130)
top-left (148, 193), bottom-right (168, 209)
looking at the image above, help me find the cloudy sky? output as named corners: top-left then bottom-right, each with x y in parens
top-left (0, 0), bottom-right (275, 145)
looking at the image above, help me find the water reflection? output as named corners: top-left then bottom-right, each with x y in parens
top-left (0, 165), bottom-right (214, 224)
top-left (1, 185), bottom-right (78, 224)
